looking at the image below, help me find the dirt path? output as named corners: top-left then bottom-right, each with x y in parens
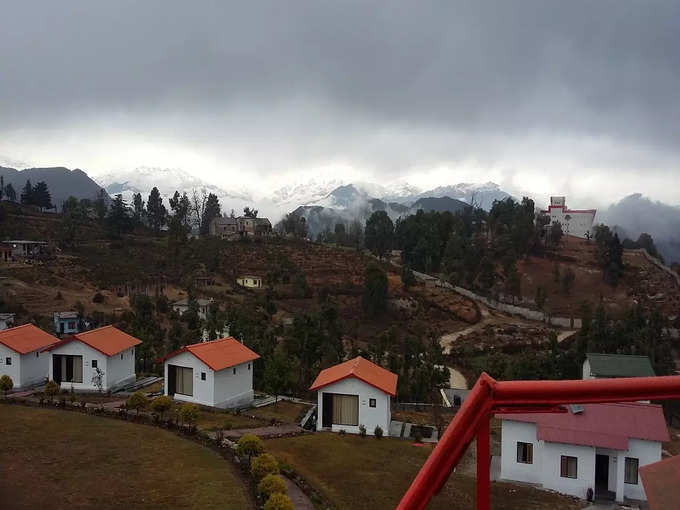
top-left (283, 476), bottom-right (316, 510)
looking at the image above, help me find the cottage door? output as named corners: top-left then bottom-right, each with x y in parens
top-left (322, 393), bottom-right (333, 428)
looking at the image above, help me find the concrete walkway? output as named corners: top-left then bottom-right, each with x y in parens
top-left (283, 476), bottom-right (315, 510)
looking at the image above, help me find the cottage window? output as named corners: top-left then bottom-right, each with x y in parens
top-left (201, 372), bottom-right (206, 381)
top-left (92, 359), bottom-right (98, 369)
top-left (625, 457), bottom-right (639, 485)
top-left (332, 394), bottom-right (359, 426)
top-left (516, 442), bottom-right (533, 464)
top-left (233, 368), bottom-right (236, 375)
top-left (560, 456), bottom-right (577, 479)
top-left (369, 398), bottom-right (376, 408)
top-left (5, 357), bottom-right (11, 365)
top-left (68, 321), bottom-right (76, 329)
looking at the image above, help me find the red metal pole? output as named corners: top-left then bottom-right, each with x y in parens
top-left (476, 412), bottom-right (490, 510)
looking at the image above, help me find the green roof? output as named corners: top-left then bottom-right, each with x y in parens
top-left (586, 353), bottom-right (656, 378)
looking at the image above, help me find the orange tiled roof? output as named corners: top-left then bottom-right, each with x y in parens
top-left (309, 356), bottom-right (398, 396)
top-left (159, 337), bottom-right (260, 371)
top-left (640, 454), bottom-right (680, 510)
top-left (0, 324), bottom-right (59, 354)
top-left (45, 325), bottom-right (142, 357)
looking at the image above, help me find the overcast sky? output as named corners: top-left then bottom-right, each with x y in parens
top-left (1, 1), bottom-right (679, 206)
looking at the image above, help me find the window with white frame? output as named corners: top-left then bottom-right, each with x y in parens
top-left (625, 457), bottom-right (639, 485)
top-left (516, 442), bottom-right (533, 464)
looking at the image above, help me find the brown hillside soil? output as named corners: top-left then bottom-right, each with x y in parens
top-left (517, 236), bottom-right (680, 318)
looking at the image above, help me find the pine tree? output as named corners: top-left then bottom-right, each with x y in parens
top-left (4, 183), bottom-right (16, 202)
top-left (146, 187), bottom-right (166, 234)
top-left (200, 193), bottom-right (221, 235)
top-left (132, 192), bottom-right (145, 225)
top-left (20, 179), bottom-right (33, 205)
top-left (32, 181), bottom-right (52, 210)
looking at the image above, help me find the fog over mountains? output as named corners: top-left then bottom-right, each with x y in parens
top-left (1, 163), bottom-right (678, 264)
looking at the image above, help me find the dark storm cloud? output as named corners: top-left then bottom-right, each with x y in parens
top-left (1, 1), bottom-right (679, 198)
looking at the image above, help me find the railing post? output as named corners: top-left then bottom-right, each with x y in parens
top-left (476, 413), bottom-right (490, 510)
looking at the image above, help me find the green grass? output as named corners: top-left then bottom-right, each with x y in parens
top-left (249, 400), bottom-right (311, 424)
top-left (0, 405), bottom-right (253, 510)
top-left (266, 433), bottom-right (581, 510)
top-left (195, 409), bottom-right (266, 431)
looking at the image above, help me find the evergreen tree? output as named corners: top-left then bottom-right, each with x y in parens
top-left (146, 187), bottom-right (167, 234)
top-left (365, 210), bottom-right (394, 259)
top-left (32, 181), bottom-right (52, 210)
top-left (132, 192), bottom-right (145, 225)
top-left (168, 190), bottom-right (191, 241)
top-left (106, 194), bottom-right (132, 238)
top-left (4, 183), bottom-right (16, 202)
top-left (362, 264), bottom-right (388, 316)
top-left (200, 193), bottom-right (221, 235)
top-left (94, 188), bottom-right (108, 222)
top-left (20, 179), bottom-right (33, 205)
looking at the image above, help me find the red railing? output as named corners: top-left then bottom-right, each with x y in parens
top-left (397, 373), bottom-right (680, 510)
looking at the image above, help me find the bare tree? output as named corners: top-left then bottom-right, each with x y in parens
top-left (191, 188), bottom-right (208, 228)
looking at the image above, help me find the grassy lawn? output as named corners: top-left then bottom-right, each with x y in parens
top-left (266, 433), bottom-right (581, 510)
top-left (0, 405), bottom-right (253, 510)
top-left (195, 409), bottom-right (266, 431)
top-left (250, 400), bottom-right (311, 424)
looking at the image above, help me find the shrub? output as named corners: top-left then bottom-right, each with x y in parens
top-left (258, 474), bottom-right (288, 498)
top-left (0, 374), bottom-right (13, 397)
top-left (251, 453), bottom-right (279, 480)
top-left (374, 425), bottom-right (383, 439)
top-left (358, 424), bottom-right (366, 438)
top-left (92, 292), bottom-right (105, 303)
top-left (150, 395), bottom-right (173, 420)
top-left (413, 429), bottom-right (423, 443)
top-left (179, 403), bottom-right (200, 429)
top-left (126, 391), bottom-right (149, 416)
top-left (338, 429), bottom-right (346, 435)
top-left (44, 380), bottom-right (59, 402)
top-left (264, 493), bottom-right (294, 510)
top-left (237, 434), bottom-right (265, 459)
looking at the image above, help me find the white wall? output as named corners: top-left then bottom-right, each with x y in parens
top-left (0, 344), bottom-right (21, 387)
top-left (316, 377), bottom-right (391, 436)
top-left (164, 351), bottom-right (254, 408)
top-left (164, 351), bottom-right (213, 406)
top-left (19, 350), bottom-right (49, 387)
top-left (105, 346), bottom-right (136, 390)
top-left (540, 441), bottom-right (595, 499)
top-left (49, 341), bottom-right (109, 391)
top-left (500, 419), bottom-right (662, 502)
top-left (213, 360), bottom-right (254, 408)
top-left (500, 421), bottom-right (543, 484)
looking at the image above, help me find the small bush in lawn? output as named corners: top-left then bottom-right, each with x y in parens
top-left (237, 434), bottom-right (264, 460)
top-left (264, 492), bottom-right (294, 510)
top-left (126, 391), bottom-right (149, 417)
top-left (150, 395), bottom-right (173, 421)
top-left (358, 424), bottom-right (366, 438)
top-left (251, 453), bottom-right (279, 480)
top-left (338, 429), bottom-right (346, 435)
top-left (215, 429), bottom-right (225, 446)
top-left (44, 380), bottom-right (59, 402)
top-left (413, 429), bottom-right (423, 443)
top-left (179, 403), bottom-right (199, 431)
top-left (92, 292), bottom-right (105, 303)
top-left (374, 425), bottom-right (383, 439)
top-left (0, 374), bottom-right (13, 398)
top-left (258, 474), bottom-right (288, 498)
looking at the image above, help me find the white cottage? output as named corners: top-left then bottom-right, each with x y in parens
top-left (0, 324), bottom-right (57, 388)
top-left (498, 403), bottom-right (669, 503)
top-left (44, 325), bottom-right (141, 391)
top-left (310, 356), bottom-right (397, 436)
top-left (159, 337), bottom-right (260, 409)
top-left (540, 196), bottom-right (597, 239)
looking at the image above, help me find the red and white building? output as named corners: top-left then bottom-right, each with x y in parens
top-left (541, 196), bottom-right (596, 239)
top-left (311, 356), bottom-right (398, 436)
top-left (499, 402), bottom-right (668, 503)
top-left (0, 324), bottom-right (58, 388)
top-left (159, 337), bottom-right (260, 409)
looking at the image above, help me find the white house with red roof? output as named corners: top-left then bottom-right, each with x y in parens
top-left (0, 324), bottom-right (58, 388)
top-left (498, 403), bottom-right (669, 503)
top-left (310, 356), bottom-right (398, 436)
top-left (44, 325), bottom-right (142, 391)
top-left (158, 337), bottom-right (260, 409)
top-left (541, 196), bottom-right (597, 239)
